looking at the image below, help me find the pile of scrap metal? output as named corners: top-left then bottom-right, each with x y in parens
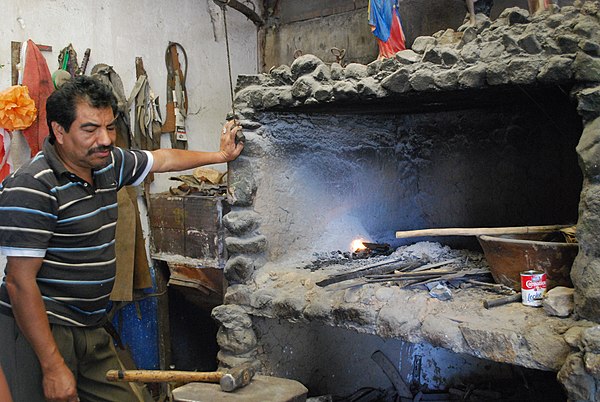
top-left (169, 167), bottom-right (228, 196)
top-left (316, 256), bottom-right (502, 291)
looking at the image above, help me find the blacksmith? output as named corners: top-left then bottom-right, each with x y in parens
top-left (0, 75), bottom-right (243, 402)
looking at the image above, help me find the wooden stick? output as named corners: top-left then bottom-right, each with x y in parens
top-left (395, 225), bottom-right (571, 239)
top-left (106, 369), bottom-right (223, 383)
top-left (465, 279), bottom-right (514, 293)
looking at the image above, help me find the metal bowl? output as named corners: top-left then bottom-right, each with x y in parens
top-left (478, 232), bottom-right (578, 291)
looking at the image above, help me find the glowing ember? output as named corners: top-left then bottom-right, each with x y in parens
top-left (351, 239), bottom-right (367, 252)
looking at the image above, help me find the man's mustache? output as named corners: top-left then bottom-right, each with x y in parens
top-left (88, 145), bottom-right (114, 156)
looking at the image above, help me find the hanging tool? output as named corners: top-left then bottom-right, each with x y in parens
top-left (331, 47), bottom-right (346, 67)
top-left (162, 41), bottom-right (188, 149)
top-left (106, 363), bottom-right (255, 392)
top-left (51, 51), bottom-right (71, 89)
top-left (214, 0), bottom-right (246, 146)
top-left (212, 0), bottom-right (264, 27)
top-left (79, 48), bottom-right (91, 75)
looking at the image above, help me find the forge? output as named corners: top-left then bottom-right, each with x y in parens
top-left (211, 4), bottom-right (600, 400)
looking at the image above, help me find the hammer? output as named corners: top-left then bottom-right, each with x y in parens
top-left (106, 362), bottom-right (255, 392)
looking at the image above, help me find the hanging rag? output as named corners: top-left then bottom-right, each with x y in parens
top-left (0, 129), bottom-right (12, 182)
top-left (88, 63), bottom-right (153, 301)
top-left (91, 63), bottom-right (133, 147)
top-left (162, 42), bottom-right (189, 149)
top-left (110, 89), bottom-right (153, 301)
top-left (21, 39), bottom-right (54, 156)
top-left (368, 0), bottom-right (406, 59)
top-left (111, 186), bottom-right (152, 301)
top-left (127, 63), bottom-right (162, 152)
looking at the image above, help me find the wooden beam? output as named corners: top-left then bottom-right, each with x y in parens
top-left (11, 41), bottom-right (21, 85)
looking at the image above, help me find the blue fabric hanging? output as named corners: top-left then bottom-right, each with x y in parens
top-left (369, 0), bottom-right (399, 42)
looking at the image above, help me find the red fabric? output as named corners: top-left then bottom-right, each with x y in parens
top-left (21, 40), bottom-right (54, 157)
top-left (0, 129), bottom-right (11, 182)
top-left (375, 9), bottom-right (406, 59)
top-left (0, 160), bottom-right (10, 182)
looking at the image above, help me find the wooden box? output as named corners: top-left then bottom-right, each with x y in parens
top-left (148, 193), bottom-right (230, 268)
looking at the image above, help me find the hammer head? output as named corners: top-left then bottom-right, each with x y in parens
top-left (219, 362), bottom-right (255, 392)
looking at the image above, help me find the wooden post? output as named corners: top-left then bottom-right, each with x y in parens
top-left (11, 41), bottom-right (22, 85)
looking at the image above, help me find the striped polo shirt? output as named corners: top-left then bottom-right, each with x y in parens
top-left (0, 138), bottom-right (153, 327)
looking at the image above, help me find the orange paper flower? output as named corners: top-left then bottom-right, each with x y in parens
top-left (0, 85), bottom-right (38, 131)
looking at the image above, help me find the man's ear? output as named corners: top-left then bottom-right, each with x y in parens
top-left (51, 122), bottom-right (66, 144)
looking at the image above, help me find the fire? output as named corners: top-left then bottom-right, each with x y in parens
top-left (351, 239), bottom-right (367, 253)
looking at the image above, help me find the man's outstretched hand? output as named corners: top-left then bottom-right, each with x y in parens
top-left (219, 120), bottom-right (244, 162)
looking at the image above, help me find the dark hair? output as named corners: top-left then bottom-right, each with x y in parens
top-left (46, 75), bottom-right (118, 143)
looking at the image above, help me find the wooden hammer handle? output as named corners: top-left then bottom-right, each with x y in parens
top-left (106, 369), bottom-right (224, 383)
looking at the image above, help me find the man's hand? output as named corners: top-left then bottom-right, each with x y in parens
top-left (5, 256), bottom-right (79, 402)
top-left (151, 119), bottom-right (245, 172)
top-left (42, 362), bottom-right (78, 402)
top-left (219, 120), bottom-right (244, 162)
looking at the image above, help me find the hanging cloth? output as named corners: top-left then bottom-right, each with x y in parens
top-left (21, 39), bottom-right (54, 156)
top-left (368, 0), bottom-right (406, 59)
top-left (91, 63), bottom-right (133, 148)
top-left (111, 186), bottom-right (152, 301)
top-left (0, 129), bottom-right (12, 182)
top-left (128, 72), bottom-right (162, 152)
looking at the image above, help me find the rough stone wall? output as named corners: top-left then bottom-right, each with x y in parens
top-left (217, 2), bottom-right (600, 399)
top-left (231, 106), bottom-right (581, 262)
top-left (261, 0), bottom-right (576, 69)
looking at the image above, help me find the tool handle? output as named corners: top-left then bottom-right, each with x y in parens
top-left (396, 225), bottom-right (570, 239)
top-left (106, 370), bottom-right (223, 384)
top-left (483, 293), bottom-right (522, 309)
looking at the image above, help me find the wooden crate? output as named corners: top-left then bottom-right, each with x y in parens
top-left (148, 193), bottom-right (230, 268)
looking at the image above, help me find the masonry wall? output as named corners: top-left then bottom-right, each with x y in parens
top-left (261, 0), bottom-right (576, 70)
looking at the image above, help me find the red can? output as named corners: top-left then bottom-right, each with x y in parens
top-left (521, 270), bottom-right (547, 307)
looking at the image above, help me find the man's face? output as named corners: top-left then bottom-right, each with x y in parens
top-left (53, 101), bottom-right (117, 172)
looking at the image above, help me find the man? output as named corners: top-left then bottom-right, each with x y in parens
top-left (0, 76), bottom-right (243, 401)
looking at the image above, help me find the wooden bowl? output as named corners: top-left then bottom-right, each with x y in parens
top-left (477, 232), bottom-right (578, 291)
